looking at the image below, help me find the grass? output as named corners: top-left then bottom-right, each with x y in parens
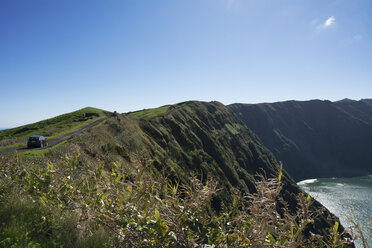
top-left (126, 105), bottom-right (170, 119)
top-left (45, 116), bottom-right (104, 139)
top-left (0, 154), bottom-right (361, 247)
top-left (0, 142), bottom-right (25, 151)
top-left (0, 107), bottom-right (108, 147)
top-left (0, 118), bottom-right (101, 152)
top-left (0, 102), bottom-right (367, 247)
top-left (16, 141), bottom-right (68, 158)
top-left (90, 119), bottom-right (107, 129)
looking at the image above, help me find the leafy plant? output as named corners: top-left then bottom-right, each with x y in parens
top-left (0, 152), bottom-right (364, 247)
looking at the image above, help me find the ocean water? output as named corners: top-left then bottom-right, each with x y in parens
top-left (298, 176), bottom-right (372, 248)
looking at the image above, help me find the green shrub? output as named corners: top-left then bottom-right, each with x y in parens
top-left (0, 152), bottom-right (365, 247)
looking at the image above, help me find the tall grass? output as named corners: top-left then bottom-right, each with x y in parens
top-left (1, 151), bottom-right (367, 247)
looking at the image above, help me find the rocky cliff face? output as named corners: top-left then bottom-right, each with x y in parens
top-left (229, 99), bottom-right (372, 181)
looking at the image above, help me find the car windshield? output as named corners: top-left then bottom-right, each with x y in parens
top-left (29, 137), bottom-right (39, 141)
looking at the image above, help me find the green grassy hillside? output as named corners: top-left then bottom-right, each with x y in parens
top-left (0, 101), bottom-right (356, 247)
top-left (0, 107), bottom-right (108, 150)
top-left (74, 101), bottom-right (345, 238)
top-left (78, 102), bottom-right (282, 195)
top-left (126, 105), bottom-right (170, 119)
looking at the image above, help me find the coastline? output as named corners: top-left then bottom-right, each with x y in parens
top-left (298, 176), bottom-right (372, 247)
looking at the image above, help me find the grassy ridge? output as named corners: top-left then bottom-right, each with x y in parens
top-left (0, 107), bottom-right (107, 140)
top-left (0, 101), bottom-right (362, 247)
top-left (126, 105), bottom-right (170, 119)
top-left (0, 107), bottom-right (108, 150)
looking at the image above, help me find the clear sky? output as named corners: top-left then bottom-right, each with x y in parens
top-left (1, 0), bottom-right (371, 128)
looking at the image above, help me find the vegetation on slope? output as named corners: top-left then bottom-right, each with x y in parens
top-left (76, 101), bottom-right (293, 205)
top-left (0, 101), bottom-right (364, 247)
top-left (0, 152), bottom-right (357, 247)
top-left (126, 105), bottom-right (170, 119)
top-left (229, 100), bottom-right (372, 181)
top-left (0, 107), bottom-right (108, 151)
top-left (73, 101), bottom-right (352, 242)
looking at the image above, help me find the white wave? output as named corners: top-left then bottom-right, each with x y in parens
top-left (297, 179), bottom-right (318, 185)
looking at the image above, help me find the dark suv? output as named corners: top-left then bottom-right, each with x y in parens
top-left (27, 135), bottom-right (48, 148)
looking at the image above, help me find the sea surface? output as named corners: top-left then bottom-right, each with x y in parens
top-left (298, 176), bottom-right (372, 248)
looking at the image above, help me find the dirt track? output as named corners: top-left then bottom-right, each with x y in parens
top-left (0, 118), bottom-right (105, 156)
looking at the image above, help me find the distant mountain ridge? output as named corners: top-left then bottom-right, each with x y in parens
top-left (229, 99), bottom-right (372, 181)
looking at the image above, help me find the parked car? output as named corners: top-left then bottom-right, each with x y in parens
top-left (27, 135), bottom-right (48, 148)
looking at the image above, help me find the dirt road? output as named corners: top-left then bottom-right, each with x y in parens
top-left (0, 118), bottom-right (105, 156)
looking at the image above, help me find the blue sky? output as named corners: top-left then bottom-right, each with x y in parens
top-left (1, 0), bottom-right (371, 128)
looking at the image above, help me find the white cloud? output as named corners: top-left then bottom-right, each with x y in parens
top-left (323, 16), bottom-right (336, 28)
top-left (314, 16), bottom-right (336, 31)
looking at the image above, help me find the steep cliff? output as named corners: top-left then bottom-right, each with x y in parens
top-left (0, 100), bottom-right (353, 246)
top-left (229, 99), bottom-right (372, 181)
top-left (74, 101), bottom-right (343, 237)
top-left (76, 101), bottom-right (300, 206)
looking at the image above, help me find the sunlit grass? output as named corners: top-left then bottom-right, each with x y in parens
top-left (126, 105), bottom-right (170, 119)
top-left (0, 154), bottom-right (362, 247)
top-left (0, 107), bottom-right (107, 142)
top-left (0, 142), bottom-right (25, 151)
top-left (45, 116), bottom-right (103, 139)
top-left (16, 141), bottom-right (68, 158)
